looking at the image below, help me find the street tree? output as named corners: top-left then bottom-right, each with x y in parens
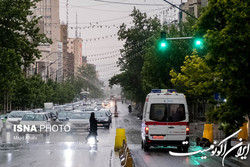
top-left (195, 0), bottom-right (250, 139)
top-left (170, 52), bottom-right (219, 121)
top-left (109, 8), bottom-right (161, 105)
top-left (0, 0), bottom-right (50, 112)
top-left (142, 18), bottom-right (196, 94)
top-left (74, 64), bottom-right (104, 98)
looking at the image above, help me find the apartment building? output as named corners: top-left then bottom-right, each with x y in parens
top-left (180, 0), bottom-right (208, 22)
top-left (67, 38), bottom-right (83, 77)
top-left (33, 0), bottom-right (62, 81)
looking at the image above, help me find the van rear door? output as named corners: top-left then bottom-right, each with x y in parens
top-left (148, 103), bottom-right (187, 141)
top-left (166, 104), bottom-right (187, 141)
top-left (148, 104), bottom-right (168, 141)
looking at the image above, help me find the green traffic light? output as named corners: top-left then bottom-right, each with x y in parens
top-left (194, 38), bottom-right (203, 48)
top-left (195, 40), bottom-right (201, 45)
top-left (161, 42), bottom-right (166, 48)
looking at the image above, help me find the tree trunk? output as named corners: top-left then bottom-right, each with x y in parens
top-left (3, 92), bottom-right (6, 113)
top-left (194, 102), bottom-right (198, 122)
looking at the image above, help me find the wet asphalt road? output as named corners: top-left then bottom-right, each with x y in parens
top-left (0, 102), bottom-right (249, 167)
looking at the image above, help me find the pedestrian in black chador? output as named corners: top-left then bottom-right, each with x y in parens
top-left (87, 112), bottom-right (98, 140)
top-left (128, 104), bottom-right (132, 113)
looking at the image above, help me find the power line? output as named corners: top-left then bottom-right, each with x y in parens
top-left (94, 0), bottom-right (170, 6)
top-left (162, 0), bottom-right (198, 20)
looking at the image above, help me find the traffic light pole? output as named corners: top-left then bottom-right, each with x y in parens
top-left (162, 0), bottom-right (198, 20)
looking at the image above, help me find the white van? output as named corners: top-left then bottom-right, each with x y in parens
top-left (141, 89), bottom-right (189, 152)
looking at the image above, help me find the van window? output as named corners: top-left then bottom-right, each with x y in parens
top-left (167, 104), bottom-right (185, 122)
top-left (150, 104), bottom-right (167, 122)
top-left (149, 104), bottom-right (185, 122)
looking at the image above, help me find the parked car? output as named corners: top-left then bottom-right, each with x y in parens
top-left (95, 111), bottom-right (111, 129)
top-left (57, 111), bottom-right (72, 124)
top-left (45, 109), bottom-right (59, 121)
top-left (66, 112), bottom-right (91, 132)
top-left (54, 105), bottom-right (66, 112)
top-left (1, 114), bottom-right (8, 122)
top-left (102, 101), bottom-right (110, 107)
top-left (19, 113), bottom-right (50, 137)
top-left (100, 109), bottom-right (112, 123)
top-left (32, 108), bottom-right (44, 113)
top-left (6, 110), bottom-right (33, 131)
top-left (95, 105), bottom-right (103, 111)
top-left (82, 107), bottom-right (96, 112)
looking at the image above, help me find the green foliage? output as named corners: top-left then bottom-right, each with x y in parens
top-left (76, 64), bottom-right (104, 98)
top-left (109, 8), bottom-right (161, 103)
top-left (0, 0), bottom-right (50, 111)
top-left (170, 51), bottom-right (218, 103)
top-left (142, 19), bottom-right (196, 94)
top-left (0, 0), bottom-right (51, 67)
top-left (195, 0), bottom-right (250, 134)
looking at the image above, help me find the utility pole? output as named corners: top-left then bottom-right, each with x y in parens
top-left (162, 0), bottom-right (198, 20)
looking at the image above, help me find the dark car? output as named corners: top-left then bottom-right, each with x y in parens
top-left (100, 109), bottom-right (112, 123)
top-left (45, 109), bottom-right (59, 121)
top-left (95, 111), bottom-right (110, 129)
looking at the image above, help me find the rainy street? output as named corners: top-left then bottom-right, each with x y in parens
top-left (0, 102), bottom-right (249, 167)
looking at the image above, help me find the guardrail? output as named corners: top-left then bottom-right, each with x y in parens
top-left (119, 140), bottom-right (134, 167)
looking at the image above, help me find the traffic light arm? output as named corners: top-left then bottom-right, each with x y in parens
top-left (165, 37), bottom-right (193, 40)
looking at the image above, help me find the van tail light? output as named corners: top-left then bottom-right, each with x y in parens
top-left (145, 126), bottom-right (149, 135)
top-left (186, 124), bottom-right (190, 135)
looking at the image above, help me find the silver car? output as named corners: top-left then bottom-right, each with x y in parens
top-left (66, 112), bottom-right (91, 132)
top-left (19, 113), bottom-right (50, 137)
top-left (6, 110), bottom-right (33, 131)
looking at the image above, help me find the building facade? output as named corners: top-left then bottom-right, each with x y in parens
top-left (60, 24), bottom-right (70, 80)
top-left (33, 0), bottom-right (62, 81)
top-left (179, 0), bottom-right (208, 22)
top-left (67, 38), bottom-right (83, 77)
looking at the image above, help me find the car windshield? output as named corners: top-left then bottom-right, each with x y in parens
top-left (95, 112), bottom-right (107, 118)
top-left (22, 114), bottom-right (46, 121)
top-left (58, 112), bottom-right (71, 118)
top-left (70, 113), bottom-right (90, 119)
top-left (58, 112), bottom-right (67, 117)
top-left (9, 112), bottom-right (31, 118)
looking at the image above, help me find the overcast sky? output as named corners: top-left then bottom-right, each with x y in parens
top-left (59, 0), bottom-right (183, 82)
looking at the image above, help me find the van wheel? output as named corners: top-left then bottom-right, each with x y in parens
top-left (142, 141), bottom-right (149, 151)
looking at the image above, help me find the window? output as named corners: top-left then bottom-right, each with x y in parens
top-left (149, 104), bottom-right (185, 122)
top-left (150, 104), bottom-right (167, 122)
top-left (168, 104), bottom-right (185, 122)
